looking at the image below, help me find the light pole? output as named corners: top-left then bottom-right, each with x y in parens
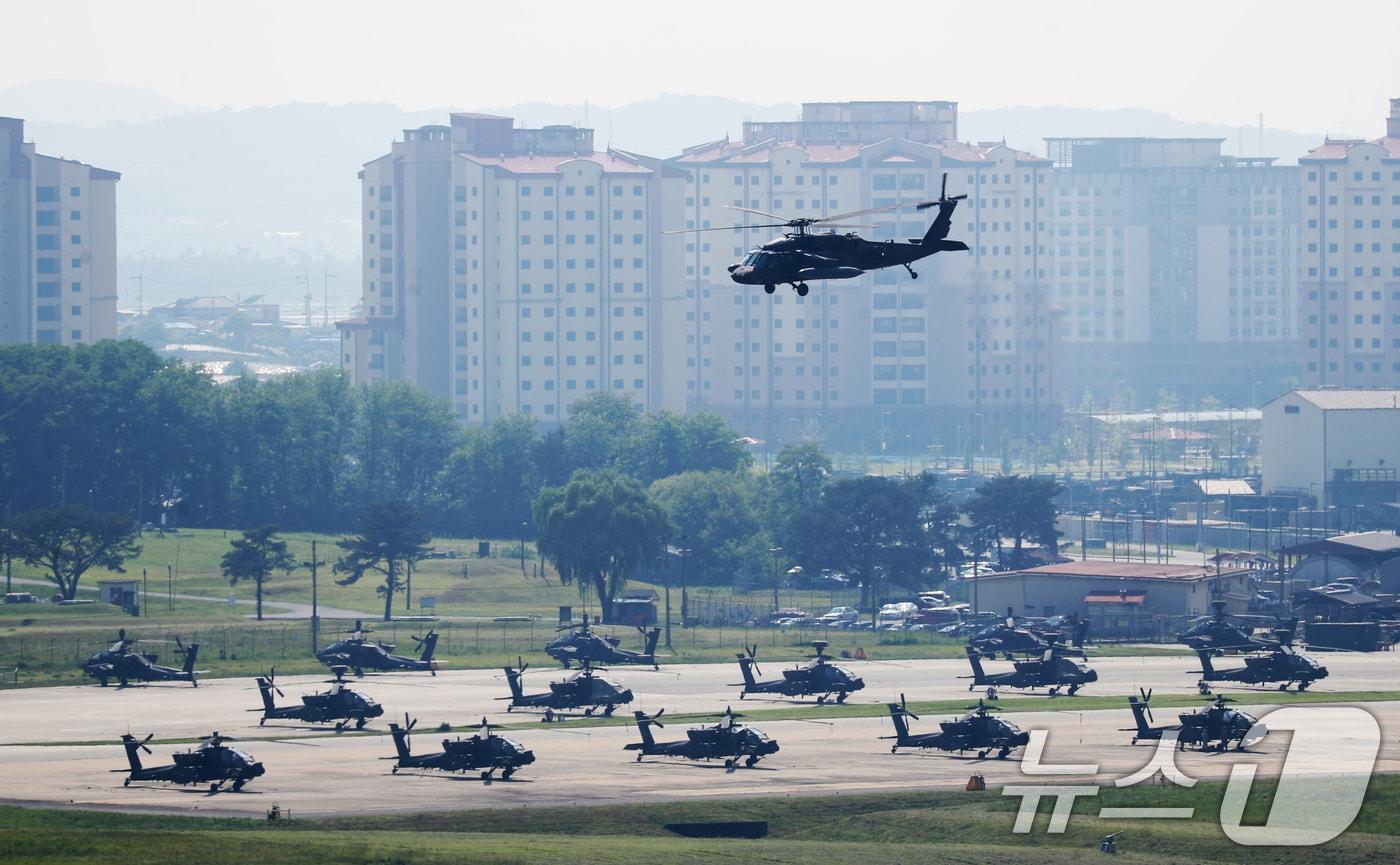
top-left (662, 551), bottom-right (673, 651)
top-left (769, 546), bottom-right (783, 612)
top-left (679, 546), bottom-right (691, 626)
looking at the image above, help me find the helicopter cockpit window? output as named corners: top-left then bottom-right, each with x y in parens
top-left (742, 251), bottom-right (764, 267)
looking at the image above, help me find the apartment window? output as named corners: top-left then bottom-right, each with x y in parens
top-left (36, 187), bottom-right (58, 202)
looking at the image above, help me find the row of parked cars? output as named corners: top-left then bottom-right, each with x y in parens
top-left (764, 591), bottom-right (996, 632)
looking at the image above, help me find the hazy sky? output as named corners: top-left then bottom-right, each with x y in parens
top-left (5, 0), bottom-right (1397, 134)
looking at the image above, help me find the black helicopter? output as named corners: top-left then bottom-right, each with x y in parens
top-left (1125, 689), bottom-right (1267, 751)
top-left (546, 613), bottom-right (660, 669)
top-left (1193, 639), bottom-right (1328, 692)
top-left (386, 715), bottom-right (535, 782)
top-left (733, 641), bottom-right (865, 704)
top-left (501, 657), bottom-right (634, 718)
top-left (625, 707), bottom-right (780, 769)
top-left (884, 695), bottom-right (1030, 758)
top-left (671, 174), bottom-right (968, 297)
top-left (118, 731), bottom-right (265, 793)
top-left (1177, 600), bottom-right (1275, 652)
top-left (967, 613), bottom-right (1089, 659)
top-left (252, 666), bottom-right (384, 730)
top-left (83, 630), bottom-right (204, 687)
top-left (964, 645), bottom-right (1098, 696)
top-left (315, 620), bottom-right (440, 677)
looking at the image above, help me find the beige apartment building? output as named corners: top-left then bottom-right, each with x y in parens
top-left (1044, 137), bottom-right (1299, 407)
top-left (340, 113), bottom-right (689, 421)
top-left (0, 117), bottom-right (120, 346)
top-left (1299, 99), bottom-right (1400, 387)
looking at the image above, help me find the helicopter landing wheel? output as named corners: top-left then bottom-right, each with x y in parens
top-left (1068, 685), bottom-right (1080, 696)
top-left (604, 704), bottom-right (617, 717)
top-left (724, 759), bottom-right (736, 770)
top-left (1298, 682), bottom-right (1310, 692)
top-left (124, 779), bottom-right (131, 787)
top-left (764, 284), bottom-right (775, 295)
top-left (998, 747), bottom-right (1010, 759)
top-left (259, 718), bottom-right (267, 727)
top-left (210, 783), bottom-right (221, 793)
top-left (506, 705), bottom-right (513, 713)
top-left (392, 766), bottom-right (399, 774)
top-left (335, 722), bottom-right (346, 732)
top-left (837, 692), bottom-right (848, 704)
top-left (232, 779), bottom-right (246, 792)
top-left (481, 771), bottom-right (492, 783)
top-left (636, 753), bottom-right (643, 763)
top-left (978, 750), bottom-right (988, 759)
top-left (816, 695), bottom-right (826, 705)
top-left (584, 707), bottom-right (595, 716)
top-left (745, 756), bottom-right (759, 768)
top-left (356, 717), bottom-right (368, 730)
top-left (795, 283), bottom-right (809, 297)
top-left (891, 745), bottom-right (898, 754)
top-left (1279, 683), bottom-right (1289, 691)
top-left (905, 266), bottom-right (918, 279)
top-left (502, 768), bottom-right (515, 780)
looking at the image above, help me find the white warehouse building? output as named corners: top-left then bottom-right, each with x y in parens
top-left (1261, 388), bottom-right (1400, 507)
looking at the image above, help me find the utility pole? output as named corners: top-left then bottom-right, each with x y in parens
top-left (309, 540), bottom-right (322, 652)
top-left (296, 271), bottom-right (312, 329)
top-left (663, 552), bottom-right (673, 651)
top-left (4, 553), bottom-right (10, 594)
top-left (167, 563), bottom-right (173, 611)
top-left (322, 268), bottom-right (336, 328)
top-left (769, 546), bottom-right (783, 612)
top-left (405, 559), bottom-right (413, 611)
top-left (128, 273), bottom-right (144, 315)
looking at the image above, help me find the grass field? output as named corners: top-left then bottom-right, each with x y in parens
top-left (0, 527), bottom-right (1188, 686)
top-left (0, 774), bottom-right (1389, 865)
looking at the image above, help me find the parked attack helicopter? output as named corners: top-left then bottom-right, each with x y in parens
top-left (83, 630), bottom-right (204, 687)
top-left (501, 657), bottom-right (634, 718)
top-left (734, 641), bottom-right (865, 703)
top-left (625, 707), bottom-right (780, 769)
top-left (964, 645), bottom-right (1098, 696)
top-left (884, 695), bottom-right (1030, 758)
top-left (1193, 637), bottom-right (1328, 692)
top-left (669, 174), bottom-right (968, 297)
top-left (967, 613), bottom-right (1089, 659)
top-left (252, 666), bottom-right (384, 730)
top-left (315, 620), bottom-right (439, 677)
top-left (118, 731), bottom-right (265, 793)
top-left (546, 613), bottom-right (661, 669)
top-left (1125, 689), bottom-right (1267, 751)
top-left (1177, 601), bottom-right (1275, 652)
top-left (386, 715), bottom-right (535, 781)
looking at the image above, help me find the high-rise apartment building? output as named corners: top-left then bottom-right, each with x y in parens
top-left (340, 113), bottom-right (688, 420)
top-left (0, 117), bottom-right (120, 346)
top-left (1044, 137), bottom-right (1300, 407)
top-left (672, 102), bottom-right (1056, 449)
top-left (1298, 99), bottom-right (1400, 387)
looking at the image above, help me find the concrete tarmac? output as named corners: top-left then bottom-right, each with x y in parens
top-left (1, 652), bottom-right (1396, 817)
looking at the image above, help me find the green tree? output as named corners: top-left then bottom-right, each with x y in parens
top-left (649, 470), bottom-right (768, 586)
top-left (334, 500), bottom-right (431, 622)
top-left (435, 413), bottom-right (541, 537)
top-left (534, 470), bottom-right (669, 617)
top-left (563, 391), bottom-right (642, 472)
top-left (4, 506), bottom-right (142, 600)
top-left (220, 524), bottom-right (296, 621)
top-left (803, 474), bottom-right (956, 616)
top-left (964, 475), bottom-right (1063, 568)
top-left (765, 442), bottom-right (832, 564)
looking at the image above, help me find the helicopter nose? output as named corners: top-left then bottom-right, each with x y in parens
top-left (621, 689), bottom-right (635, 703)
top-left (520, 750), bottom-right (536, 765)
top-left (1085, 669), bottom-right (1099, 682)
top-left (727, 263), bottom-right (739, 273)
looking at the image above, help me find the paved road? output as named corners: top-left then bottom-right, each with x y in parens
top-left (0, 652), bottom-right (1396, 817)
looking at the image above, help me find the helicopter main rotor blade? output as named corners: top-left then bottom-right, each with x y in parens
top-left (725, 204), bottom-right (789, 221)
top-left (816, 200), bottom-right (925, 224)
top-left (663, 222), bottom-right (790, 235)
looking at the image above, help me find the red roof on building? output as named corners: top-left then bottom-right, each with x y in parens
top-left (1301, 137), bottom-right (1400, 161)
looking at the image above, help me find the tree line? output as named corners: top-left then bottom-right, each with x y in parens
top-left (0, 341), bottom-right (1063, 616)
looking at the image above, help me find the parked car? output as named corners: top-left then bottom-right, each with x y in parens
top-left (816, 606), bottom-right (860, 626)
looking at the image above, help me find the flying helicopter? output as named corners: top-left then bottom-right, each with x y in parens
top-left (386, 715), bottom-right (535, 782)
top-left (1124, 689), bottom-right (1267, 751)
top-left (963, 645), bottom-right (1098, 696)
top-left (1193, 636), bottom-right (1328, 692)
top-left (883, 695), bottom-right (1030, 758)
top-left (315, 620), bottom-right (440, 677)
top-left (625, 707), bottom-right (780, 769)
top-left (546, 613), bottom-right (660, 669)
top-left (1177, 600), bottom-right (1276, 652)
top-left (967, 613), bottom-right (1089, 659)
top-left (118, 731), bottom-right (265, 793)
top-left (252, 666), bottom-right (384, 730)
top-left (500, 657), bottom-right (634, 718)
top-left (83, 630), bottom-right (204, 687)
top-left (668, 173), bottom-right (968, 297)
top-left (733, 641), bottom-right (865, 704)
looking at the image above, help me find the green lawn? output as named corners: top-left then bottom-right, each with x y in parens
top-left (0, 775), bottom-right (1392, 865)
